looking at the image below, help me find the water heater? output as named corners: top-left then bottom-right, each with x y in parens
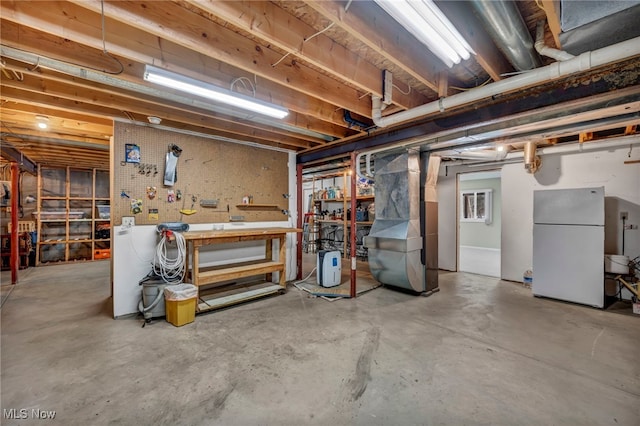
top-left (317, 250), bottom-right (341, 287)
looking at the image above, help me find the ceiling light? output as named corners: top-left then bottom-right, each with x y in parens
top-left (375, 0), bottom-right (474, 67)
top-left (35, 115), bottom-right (49, 129)
top-left (147, 116), bottom-right (162, 125)
top-left (143, 65), bottom-right (289, 119)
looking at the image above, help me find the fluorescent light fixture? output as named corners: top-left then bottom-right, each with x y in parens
top-left (375, 0), bottom-right (474, 67)
top-left (143, 65), bottom-right (289, 119)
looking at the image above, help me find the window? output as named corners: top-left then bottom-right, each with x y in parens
top-left (461, 189), bottom-right (492, 224)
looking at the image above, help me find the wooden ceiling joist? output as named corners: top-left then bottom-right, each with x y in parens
top-left (304, 0), bottom-right (442, 95)
top-left (0, 70), bottom-right (322, 149)
top-left (0, 13), bottom-right (357, 134)
top-left (436, 0), bottom-right (513, 82)
top-left (71, 0), bottom-right (373, 118)
top-left (186, 0), bottom-right (429, 110)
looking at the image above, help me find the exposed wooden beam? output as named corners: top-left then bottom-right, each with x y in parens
top-left (539, 0), bottom-right (563, 48)
top-left (624, 124), bottom-right (637, 135)
top-left (579, 132), bottom-right (593, 143)
top-left (0, 12), bottom-right (354, 133)
top-left (0, 107), bottom-right (113, 139)
top-left (436, 0), bottom-right (513, 82)
top-left (69, 0), bottom-right (372, 117)
top-left (186, 0), bottom-right (429, 110)
top-left (0, 61), bottom-right (332, 145)
top-left (437, 72), bottom-right (449, 98)
top-left (304, 0), bottom-right (441, 94)
top-left (1, 77), bottom-right (316, 150)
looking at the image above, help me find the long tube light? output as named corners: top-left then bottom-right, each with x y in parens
top-left (143, 65), bottom-right (289, 119)
top-left (375, 0), bottom-right (474, 67)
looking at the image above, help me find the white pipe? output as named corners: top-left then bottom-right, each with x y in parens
top-left (509, 134), bottom-right (640, 158)
top-left (439, 150), bottom-right (503, 161)
top-left (355, 152), bottom-right (375, 181)
top-left (534, 21), bottom-right (574, 62)
top-left (365, 153), bottom-right (374, 178)
top-left (442, 134), bottom-right (640, 166)
top-left (434, 135), bottom-right (640, 167)
top-left (372, 35), bottom-right (640, 128)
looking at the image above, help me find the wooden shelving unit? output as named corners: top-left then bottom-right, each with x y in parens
top-left (36, 166), bottom-right (110, 265)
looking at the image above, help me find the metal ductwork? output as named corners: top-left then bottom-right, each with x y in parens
top-left (559, 4), bottom-right (640, 55)
top-left (470, 0), bottom-right (541, 71)
top-left (365, 150), bottom-right (439, 294)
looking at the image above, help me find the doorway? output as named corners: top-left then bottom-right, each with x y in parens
top-left (458, 170), bottom-right (501, 277)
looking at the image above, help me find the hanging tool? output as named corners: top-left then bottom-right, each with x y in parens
top-left (180, 195), bottom-right (197, 216)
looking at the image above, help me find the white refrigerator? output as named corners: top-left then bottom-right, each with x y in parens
top-left (532, 187), bottom-right (605, 308)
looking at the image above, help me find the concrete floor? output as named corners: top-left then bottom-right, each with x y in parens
top-left (1, 262), bottom-right (639, 425)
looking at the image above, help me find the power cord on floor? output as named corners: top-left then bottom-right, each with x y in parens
top-left (292, 266), bottom-right (348, 302)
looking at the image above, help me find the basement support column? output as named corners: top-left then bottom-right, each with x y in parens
top-left (296, 163), bottom-right (303, 281)
top-left (10, 162), bottom-right (19, 284)
top-left (350, 151), bottom-right (357, 298)
top-left (420, 152), bottom-right (440, 295)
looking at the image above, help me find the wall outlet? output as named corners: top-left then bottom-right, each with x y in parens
top-left (122, 216), bottom-right (135, 227)
top-left (620, 211), bottom-right (628, 221)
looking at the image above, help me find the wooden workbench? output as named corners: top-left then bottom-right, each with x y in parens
top-left (183, 227), bottom-right (301, 313)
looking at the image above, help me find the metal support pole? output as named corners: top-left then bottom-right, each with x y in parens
top-left (350, 151), bottom-right (357, 298)
top-left (296, 163), bottom-right (303, 280)
top-left (10, 162), bottom-right (19, 284)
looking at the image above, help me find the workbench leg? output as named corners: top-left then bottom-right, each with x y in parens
top-left (192, 245), bottom-right (200, 313)
top-left (265, 239), bottom-right (273, 283)
top-left (185, 241), bottom-right (191, 283)
top-left (192, 246), bottom-right (199, 287)
top-left (279, 235), bottom-right (286, 288)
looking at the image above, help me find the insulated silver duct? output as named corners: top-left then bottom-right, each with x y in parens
top-left (470, 0), bottom-right (541, 71)
top-left (365, 150), bottom-right (433, 293)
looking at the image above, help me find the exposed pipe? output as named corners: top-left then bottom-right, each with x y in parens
top-left (470, 0), bottom-right (541, 71)
top-left (442, 134), bottom-right (640, 166)
top-left (343, 110), bottom-right (372, 131)
top-left (439, 149), bottom-right (509, 161)
top-left (534, 21), bottom-right (574, 62)
top-left (372, 35), bottom-right (640, 129)
top-left (523, 141), bottom-right (540, 173)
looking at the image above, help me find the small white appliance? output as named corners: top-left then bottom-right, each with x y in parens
top-left (317, 250), bottom-right (341, 287)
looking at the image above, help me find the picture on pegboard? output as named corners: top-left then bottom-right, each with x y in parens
top-left (125, 144), bottom-right (141, 163)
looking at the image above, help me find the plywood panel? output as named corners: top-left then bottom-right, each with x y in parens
top-left (112, 122), bottom-right (288, 225)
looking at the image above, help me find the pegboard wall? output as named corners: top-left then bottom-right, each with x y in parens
top-left (113, 122), bottom-right (289, 225)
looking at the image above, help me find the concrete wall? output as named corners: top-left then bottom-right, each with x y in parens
top-left (438, 142), bottom-right (640, 282)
